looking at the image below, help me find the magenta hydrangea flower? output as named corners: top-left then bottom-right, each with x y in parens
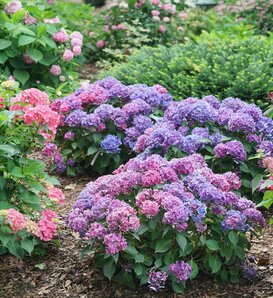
top-left (103, 233), bottom-right (127, 254)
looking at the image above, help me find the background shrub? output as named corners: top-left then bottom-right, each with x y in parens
top-left (106, 36), bottom-right (273, 108)
top-left (0, 0), bottom-right (84, 88)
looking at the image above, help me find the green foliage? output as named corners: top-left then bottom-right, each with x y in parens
top-left (106, 35), bottom-right (273, 107)
top-left (89, 0), bottom-right (184, 65)
top-left (0, 0), bottom-right (82, 88)
top-left (0, 83), bottom-right (61, 257)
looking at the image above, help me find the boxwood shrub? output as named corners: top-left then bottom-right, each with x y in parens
top-left (106, 36), bottom-right (273, 108)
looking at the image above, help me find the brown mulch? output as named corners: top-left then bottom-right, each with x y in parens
top-left (0, 173), bottom-right (273, 297)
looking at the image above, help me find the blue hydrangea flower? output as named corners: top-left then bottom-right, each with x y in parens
top-left (101, 134), bottom-right (122, 154)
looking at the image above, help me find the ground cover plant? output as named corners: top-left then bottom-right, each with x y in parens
top-left (133, 95), bottom-right (273, 201)
top-left (106, 35), bottom-right (273, 108)
top-left (67, 153), bottom-right (265, 293)
top-left (45, 77), bottom-right (173, 176)
top-left (0, 0), bottom-right (84, 88)
top-left (0, 79), bottom-right (64, 257)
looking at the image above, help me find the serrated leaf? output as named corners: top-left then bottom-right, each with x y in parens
top-left (228, 231), bottom-right (239, 246)
top-left (0, 39), bottom-right (11, 50)
top-left (208, 255), bottom-right (222, 273)
top-left (176, 234), bottom-right (187, 251)
top-left (21, 239), bottom-right (34, 255)
top-left (27, 48), bottom-right (43, 62)
top-left (103, 259), bottom-right (116, 280)
top-left (13, 70), bottom-right (30, 85)
top-left (252, 174), bottom-right (263, 193)
top-left (206, 239), bottom-right (219, 251)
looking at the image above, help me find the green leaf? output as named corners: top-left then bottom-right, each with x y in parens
top-left (21, 239), bottom-right (34, 255)
top-left (18, 35), bottom-right (36, 46)
top-left (176, 234), bottom-right (187, 251)
top-left (11, 167), bottom-right (24, 178)
top-left (134, 253), bottom-right (144, 263)
top-left (206, 240), bottom-right (220, 251)
top-left (155, 239), bottom-right (172, 253)
top-left (103, 259), bottom-right (116, 280)
top-left (125, 245), bottom-right (138, 256)
top-left (87, 147), bottom-right (97, 156)
top-left (208, 255), bottom-right (222, 273)
top-left (228, 231), bottom-right (239, 246)
top-left (21, 191), bottom-right (40, 204)
top-left (27, 48), bottom-right (43, 62)
top-left (11, 10), bottom-right (25, 22)
top-left (252, 174), bottom-right (263, 193)
top-left (172, 280), bottom-right (185, 294)
top-left (13, 70), bottom-right (30, 85)
top-left (0, 39), bottom-right (11, 50)
top-left (134, 263), bottom-right (143, 276)
top-left (0, 53), bottom-right (8, 64)
top-left (189, 260), bottom-right (199, 280)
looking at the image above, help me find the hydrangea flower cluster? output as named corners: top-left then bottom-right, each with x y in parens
top-left (134, 96), bottom-right (273, 197)
top-left (49, 77), bottom-right (173, 174)
top-left (1, 184), bottom-right (64, 242)
top-left (135, 96), bottom-right (273, 160)
top-left (67, 153), bottom-right (264, 291)
top-left (10, 88), bottom-right (61, 138)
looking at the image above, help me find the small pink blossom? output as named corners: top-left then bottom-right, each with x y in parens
top-left (52, 28), bottom-right (69, 43)
top-left (72, 46), bottom-right (81, 56)
top-left (63, 49), bottom-right (74, 62)
top-left (48, 187), bottom-right (65, 205)
top-left (4, 1), bottom-right (22, 14)
top-left (44, 16), bottom-right (60, 24)
top-left (50, 65), bottom-right (61, 76)
top-left (159, 25), bottom-right (167, 33)
top-left (6, 209), bottom-right (26, 233)
top-left (96, 40), bottom-right (105, 49)
top-left (152, 10), bottom-right (160, 16)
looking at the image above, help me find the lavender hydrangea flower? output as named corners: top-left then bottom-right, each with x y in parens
top-left (221, 210), bottom-right (248, 231)
top-left (169, 261), bottom-right (192, 282)
top-left (148, 269), bottom-right (167, 292)
top-left (65, 109), bottom-right (87, 127)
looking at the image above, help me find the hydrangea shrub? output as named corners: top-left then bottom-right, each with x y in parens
top-left (46, 77), bottom-right (173, 175)
top-left (67, 154), bottom-right (264, 293)
top-left (0, 0), bottom-right (84, 87)
top-left (90, 0), bottom-right (184, 64)
top-left (134, 96), bottom-right (273, 200)
top-left (0, 80), bottom-right (64, 257)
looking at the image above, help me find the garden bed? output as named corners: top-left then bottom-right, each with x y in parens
top-left (1, 176), bottom-right (273, 298)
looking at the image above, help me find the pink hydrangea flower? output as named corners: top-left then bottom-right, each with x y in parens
top-left (47, 187), bottom-right (65, 205)
top-left (44, 16), bottom-right (60, 24)
top-left (22, 53), bottom-right (35, 64)
top-left (151, 0), bottom-right (160, 5)
top-left (23, 104), bottom-right (61, 135)
top-left (159, 25), bottom-right (167, 33)
top-left (72, 46), bottom-right (81, 57)
top-left (96, 40), bottom-right (105, 49)
top-left (153, 16), bottom-right (160, 21)
top-left (50, 65), bottom-right (61, 76)
top-left (4, 1), bottom-right (22, 14)
top-left (104, 233), bottom-right (127, 254)
top-left (52, 28), bottom-right (69, 43)
top-left (0, 96), bottom-right (5, 109)
top-left (152, 10), bottom-right (160, 16)
top-left (139, 200), bottom-right (160, 217)
top-left (71, 31), bottom-right (83, 40)
top-left (24, 13), bottom-right (37, 25)
top-left (38, 218), bottom-right (57, 241)
top-left (71, 38), bottom-right (83, 47)
top-left (63, 49), bottom-right (74, 62)
top-left (6, 209), bottom-right (26, 233)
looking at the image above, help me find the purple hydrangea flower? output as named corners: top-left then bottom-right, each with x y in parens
top-left (148, 269), bottom-right (167, 292)
top-left (169, 261), bottom-right (192, 282)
